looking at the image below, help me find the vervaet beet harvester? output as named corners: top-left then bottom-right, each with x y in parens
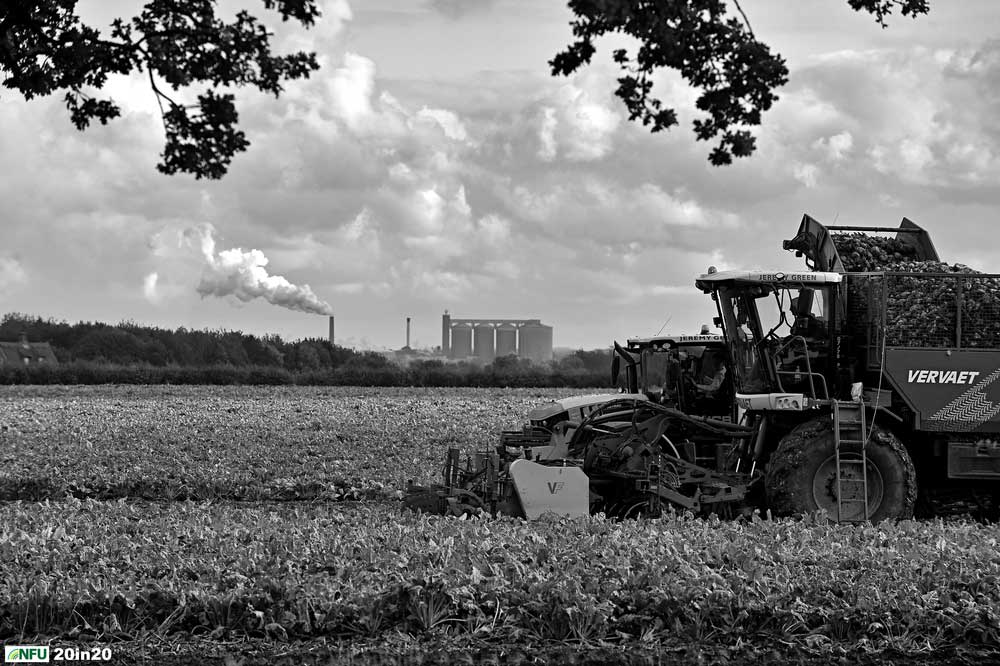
top-left (406, 215), bottom-right (1000, 522)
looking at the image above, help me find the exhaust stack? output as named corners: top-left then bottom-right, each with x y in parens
top-left (328, 315), bottom-right (335, 345)
top-left (406, 317), bottom-right (411, 349)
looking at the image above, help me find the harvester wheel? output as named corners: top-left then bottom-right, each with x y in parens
top-left (765, 417), bottom-right (916, 522)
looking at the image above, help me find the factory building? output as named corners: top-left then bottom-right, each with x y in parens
top-left (518, 321), bottom-right (553, 363)
top-left (496, 324), bottom-right (517, 357)
top-left (473, 324), bottom-right (495, 361)
top-left (450, 322), bottom-right (473, 357)
top-left (441, 313), bottom-right (553, 363)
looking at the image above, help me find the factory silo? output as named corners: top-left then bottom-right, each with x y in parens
top-left (474, 324), bottom-right (496, 360)
top-left (496, 323), bottom-right (517, 357)
top-left (519, 322), bottom-right (553, 363)
top-left (451, 323), bottom-right (473, 358)
top-left (441, 313), bottom-right (451, 356)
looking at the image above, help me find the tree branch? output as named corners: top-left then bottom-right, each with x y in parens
top-left (731, 0), bottom-right (755, 38)
top-left (147, 65), bottom-right (172, 133)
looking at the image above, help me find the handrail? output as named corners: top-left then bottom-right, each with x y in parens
top-left (771, 335), bottom-right (829, 399)
top-left (776, 370), bottom-right (830, 400)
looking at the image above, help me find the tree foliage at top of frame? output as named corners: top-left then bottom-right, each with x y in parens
top-left (0, 1), bottom-right (932, 177)
top-left (551, 0), bottom-right (930, 165)
top-left (0, 0), bottom-right (320, 179)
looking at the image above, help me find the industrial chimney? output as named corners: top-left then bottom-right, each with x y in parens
top-left (328, 315), bottom-right (335, 345)
top-left (406, 317), bottom-right (411, 349)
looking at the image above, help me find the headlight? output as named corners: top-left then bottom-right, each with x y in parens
top-left (773, 395), bottom-right (803, 410)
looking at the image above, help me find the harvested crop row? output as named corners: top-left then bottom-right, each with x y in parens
top-left (0, 386), bottom-right (588, 502)
top-left (2, 498), bottom-right (1000, 657)
top-left (833, 233), bottom-right (1000, 348)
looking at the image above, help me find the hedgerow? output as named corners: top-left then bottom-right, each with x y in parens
top-left (0, 361), bottom-right (608, 388)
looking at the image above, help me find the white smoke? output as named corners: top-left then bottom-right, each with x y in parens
top-left (189, 225), bottom-right (334, 315)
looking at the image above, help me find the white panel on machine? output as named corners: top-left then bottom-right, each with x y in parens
top-left (508, 459), bottom-right (589, 520)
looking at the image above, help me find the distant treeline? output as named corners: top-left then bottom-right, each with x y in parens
top-left (0, 314), bottom-right (614, 387)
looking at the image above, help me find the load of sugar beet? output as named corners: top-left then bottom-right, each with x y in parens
top-left (831, 233), bottom-right (1000, 348)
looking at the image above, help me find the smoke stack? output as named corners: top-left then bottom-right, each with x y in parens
top-left (328, 315), bottom-right (335, 345)
top-left (406, 317), bottom-right (411, 349)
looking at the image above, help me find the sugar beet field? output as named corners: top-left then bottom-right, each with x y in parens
top-left (3, 386), bottom-right (1000, 665)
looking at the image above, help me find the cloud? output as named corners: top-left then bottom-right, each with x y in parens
top-left (535, 82), bottom-right (622, 162)
top-left (425, 0), bottom-right (496, 19)
top-left (814, 131), bottom-right (854, 161)
top-left (537, 107), bottom-right (558, 161)
top-left (216, 51), bottom-right (751, 325)
top-left (416, 108), bottom-right (468, 141)
top-left (329, 53), bottom-right (378, 132)
top-left (143, 272), bottom-right (160, 304)
top-left (792, 162), bottom-right (820, 188)
top-left (503, 178), bottom-right (732, 248)
top-left (0, 256), bottom-right (26, 291)
top-left (787, 46), bottom-right (1000, 189)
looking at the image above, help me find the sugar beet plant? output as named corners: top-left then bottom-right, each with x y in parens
top-left (2, 499), bottom-right (1000, 658)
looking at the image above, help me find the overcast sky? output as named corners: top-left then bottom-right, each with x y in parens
top-left (2, 1), bottom-right (999, 350)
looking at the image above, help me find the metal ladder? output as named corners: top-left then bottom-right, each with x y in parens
top-left (833, 400), bottom-right (869, 522)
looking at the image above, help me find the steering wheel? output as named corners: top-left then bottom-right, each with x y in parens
top-left (677, 372), bottom-right (700, 409)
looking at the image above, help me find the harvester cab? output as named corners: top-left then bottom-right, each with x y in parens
top-left (695, 269), bottom-right (845, 410)
top-left (614, 333), bottom-right (734, 419)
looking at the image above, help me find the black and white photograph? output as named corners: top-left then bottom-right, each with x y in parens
top-left (2, 1), bottom-right (1000, 664)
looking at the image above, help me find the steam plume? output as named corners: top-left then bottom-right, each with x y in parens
top-left (191, 225), bottom-right (333, 315)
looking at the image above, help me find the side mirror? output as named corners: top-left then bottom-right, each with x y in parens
top-left (713, 316), bottom-right (723, 328)
top-left (611, 355), bottom-right (620, 385)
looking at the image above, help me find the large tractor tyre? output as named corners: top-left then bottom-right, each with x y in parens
top-left (765, 417), bottom-right (917, 522)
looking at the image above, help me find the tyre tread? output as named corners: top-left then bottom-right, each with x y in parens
top-left (764, 415), bottom-right (917, 520)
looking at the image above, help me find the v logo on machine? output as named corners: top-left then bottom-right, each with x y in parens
top-left (547, 481), bottom-right (565, 494)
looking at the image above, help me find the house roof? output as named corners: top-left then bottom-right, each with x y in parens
top-left (0, 341), bottom-right (58, 364)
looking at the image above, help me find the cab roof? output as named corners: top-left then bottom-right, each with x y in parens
top-left (626, 334), bottom-right (725, 347)
top-left (695, 269), bottom-right (842, 292)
